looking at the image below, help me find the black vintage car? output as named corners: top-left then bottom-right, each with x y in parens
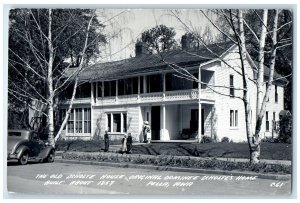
top-left (7, 130), bottom-right (55, 165)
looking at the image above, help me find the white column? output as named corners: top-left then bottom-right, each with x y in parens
top-left (198, 65), bottom-right (202, 142)
top-left (160, 104), bottom-right (168, 140)
top-left (121, 113), bottom-right (124, 134)
top-left (110, 113), bottom-right (113, 133)
top-left (91, 82), bottom-right (94, 104)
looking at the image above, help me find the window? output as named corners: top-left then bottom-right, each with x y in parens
top-left (275, 85), bottom-right (278, 103)
top-left (235, 110), bottom-right (238, 127)
top-left (230, 109), bottom-right (238, 127)
top-left (67, 109), bottom-right (74, 133)
top-left (266, 111), bottom-right (269, 131)
top-left (113, 114), bottom-right (121, 132)
top-left (230, 110), bottom-right (234, 127)
top-left (75, 109), bottom-right (82, 133)
top-left (123, 114), bottom-right (127, 133)
top-left (84, 108), bottom-right (91, 133)
top-left (107, 112), bottom-right (127, 133)
top-left (65, 108), bottom-right (91, 134)
top-left (229, 75), bottom-right (234, 97)
top-left (107, 114), bottom-right (111, 132)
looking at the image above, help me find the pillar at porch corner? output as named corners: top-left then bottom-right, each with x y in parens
top-left (160, 104), bottom-right (169, 141)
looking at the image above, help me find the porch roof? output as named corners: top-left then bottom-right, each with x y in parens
top-left (67, 41), bottom-right (234, 81)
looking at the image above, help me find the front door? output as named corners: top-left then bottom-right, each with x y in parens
top-left (190, 108), bottom-right (205, 135)
top-left (151, 106), bottom-right (160, 140)
top-left (190, 109), bottom-right (198, 134)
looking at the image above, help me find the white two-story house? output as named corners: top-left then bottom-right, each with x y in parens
top-left (59, 40), bottom-right (287, 142)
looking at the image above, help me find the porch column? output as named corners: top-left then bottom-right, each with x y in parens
top-left (121, 113), bottom-right (124, 134)
top-left (91, 82), bottom-right (94, 104)
top-left (110, 113), bottom-right (113, 133)
top-left (161, 104), bottom-right (166, 140)
top-left (198, 65), bottom-right (202, 142)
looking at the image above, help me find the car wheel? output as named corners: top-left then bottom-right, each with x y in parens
top-left (18, 152), bottom-right (29, 165)
top-left (46, 151), bottom-right (55, 163)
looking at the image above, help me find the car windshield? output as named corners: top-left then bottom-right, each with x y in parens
top-left (8, 132), bottom-right (22, 137)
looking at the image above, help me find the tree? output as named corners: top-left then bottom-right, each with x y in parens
top-left (8, 9), bottom-right (106, 146)
top-left (168, 9), bottom-right (292, 163)
top-left (140, 24), bottom-right (177, 54)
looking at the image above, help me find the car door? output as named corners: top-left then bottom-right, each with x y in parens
top-left (29, 132), bottom-right (42, 157)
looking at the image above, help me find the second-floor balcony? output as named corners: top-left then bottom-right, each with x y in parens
top-left (95, 88), bottom-right (215, 106)
top-left (62, 69), bottom-right (215, 106)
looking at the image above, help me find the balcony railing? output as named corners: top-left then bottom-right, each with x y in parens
top-left (61, 88), bottom-right (215, 106)
top-left (95, 88), bottom-right (214, 105)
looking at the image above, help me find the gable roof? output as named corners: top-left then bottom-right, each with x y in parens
top-left (68, 41), bottom-right (235, 81)
top-left (66, 41), bottom-right (287, 84)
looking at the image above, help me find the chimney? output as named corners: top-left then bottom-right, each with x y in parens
top-left (181, 34), bottom-right (192, 50)
top-left (135, 41), bottom-right (148, 56)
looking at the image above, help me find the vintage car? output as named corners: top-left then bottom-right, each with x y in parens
top-left (7, 130), bottom-right (55, 165)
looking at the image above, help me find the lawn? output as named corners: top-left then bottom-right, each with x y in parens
top-left (130, 142), bottom-right (292, 160)
top-left (56, 140), bottom-right (292, 160)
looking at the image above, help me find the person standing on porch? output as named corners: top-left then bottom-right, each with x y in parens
top-left (143, 121), bottom-right (151, 143)
top-left (104, 131), bottom-right (109, 152)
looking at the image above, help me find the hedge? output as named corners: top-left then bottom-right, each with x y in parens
top-left (62, 152), bottom-right (291, 174)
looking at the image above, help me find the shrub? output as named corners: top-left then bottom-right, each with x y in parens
top-left (278, 114), bottom-right (292, 143)
top-left (201, 136), bottom-right (213, 143)
top-left (62, 152), bottom-right (291, 174)
top-left (262, 137), bottom-right (278, 143)
top-left (221, 137), bottom-right (229, 143)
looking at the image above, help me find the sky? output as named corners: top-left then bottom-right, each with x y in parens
top-left (96, 9), bottom-right (218, 62)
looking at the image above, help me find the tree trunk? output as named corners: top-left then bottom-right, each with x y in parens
top-left (256, 10), bottom-right (268, 121)
top-left (47, 8), bottom-right (55, 147)
top-left (253, 10), bottom-right (279, 160)
top-left (237, 9), bottom-right (260, 164)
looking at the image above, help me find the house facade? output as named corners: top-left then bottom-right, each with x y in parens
top-left (59, 41), bottom-right (286, 142)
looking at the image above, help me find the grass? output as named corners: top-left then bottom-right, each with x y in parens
top-left (56, 140), bottom-right (292, 161)
top-left (130, 142), bottom-right (292, 160)
top-left (62, 152), bottom-right (291, 174)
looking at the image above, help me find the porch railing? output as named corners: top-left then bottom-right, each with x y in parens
top-left (62, 89), bottom-right (214, 106)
